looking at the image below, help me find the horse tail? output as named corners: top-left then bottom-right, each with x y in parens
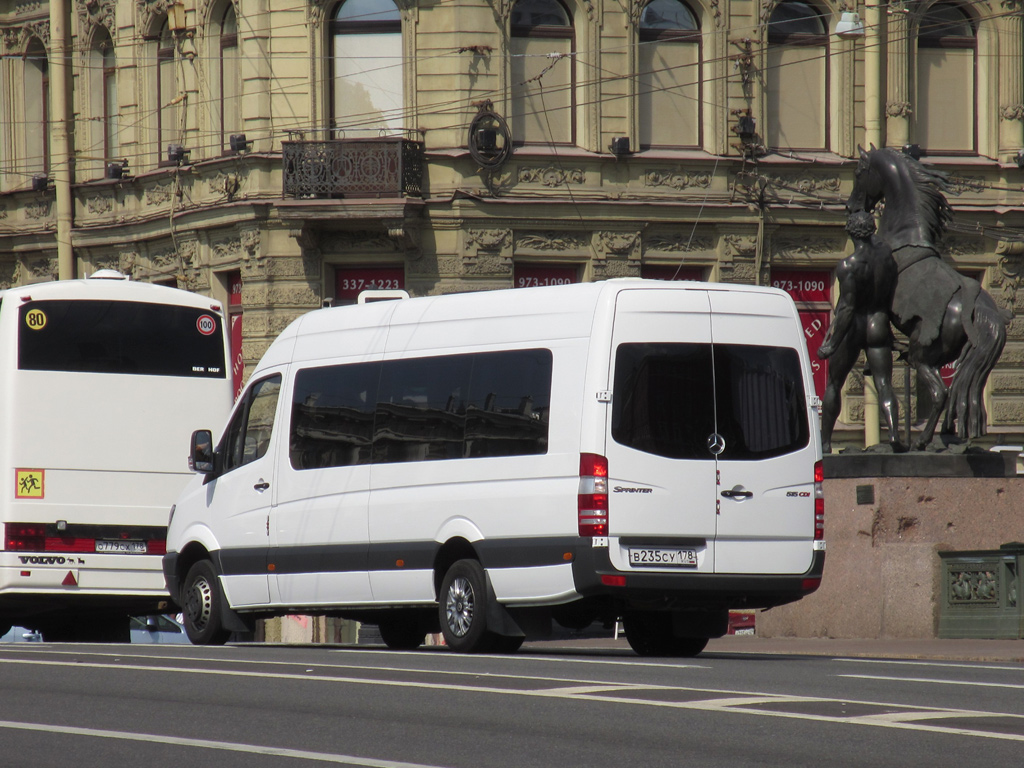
top-left (944, 292), bottom-right (1009, 439)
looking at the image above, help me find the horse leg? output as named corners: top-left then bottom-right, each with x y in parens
top-left (913, 363), bottom-right (947, 450)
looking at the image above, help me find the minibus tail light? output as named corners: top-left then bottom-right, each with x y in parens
top-left (814, 460), bottom-right (825, 541)
top-left (579, 453), bottom-right (608, 537)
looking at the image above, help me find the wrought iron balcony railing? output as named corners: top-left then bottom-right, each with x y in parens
top-left (282, 138), bottom-right (424, 199)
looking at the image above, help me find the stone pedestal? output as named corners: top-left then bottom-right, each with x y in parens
top-left (757, 453), bottom-right (1024, 639)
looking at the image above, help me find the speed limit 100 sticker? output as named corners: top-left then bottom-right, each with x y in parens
top-left (24, 309), bottom-right (47, 331)
top-left (196, 315), bottom-right (217, 336)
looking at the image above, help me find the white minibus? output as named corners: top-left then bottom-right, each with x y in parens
top-left (0, 271), bottom-right (233, 641)
top-left (165, 279), bottom-right (825, 656)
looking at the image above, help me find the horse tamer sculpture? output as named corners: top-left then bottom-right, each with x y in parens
top-left (820, 146), bottom-right (1010, 452)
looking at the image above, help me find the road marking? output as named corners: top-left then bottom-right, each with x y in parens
top-left (3, 655), bottom-right (1024, 742)
top-left (839, 673), bottom-right (1024, 691)
top-left (838, 658), bottom-right (1024, 673)
top-left (0, 719), bottom-right (451, 767)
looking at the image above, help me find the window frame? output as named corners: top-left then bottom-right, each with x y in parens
top-left (638, 0), bottom-right (702, 150)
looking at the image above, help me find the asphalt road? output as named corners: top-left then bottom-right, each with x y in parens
top-left (0, 641), bottom-right (1022, 767)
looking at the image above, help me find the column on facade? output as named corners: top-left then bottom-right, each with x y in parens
top-left (998, 9), bottom-right (1024, 160)
top-left (884, 4), bottom-right (911, 149)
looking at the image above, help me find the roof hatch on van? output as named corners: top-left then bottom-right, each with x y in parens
top-left (358, 289), bottom-right (410, 304)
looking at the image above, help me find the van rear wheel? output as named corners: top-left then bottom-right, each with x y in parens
top-left (622, 610), bottom-right (709, 657)
top-left (439, 559), bottom-right (492, 653)
top-left (182, 560), bottom-right (231, 646)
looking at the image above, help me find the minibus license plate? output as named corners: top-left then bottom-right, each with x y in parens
top-left (96, 540), bottom-right (147, 554)
top-left (628, 548), bottom-right (698, 567)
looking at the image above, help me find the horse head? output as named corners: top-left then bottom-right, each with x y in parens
top-left (846, 145), bottom-right (885, 216)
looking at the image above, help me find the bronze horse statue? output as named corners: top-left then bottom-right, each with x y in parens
top-left (844, 146), bottom-right (1010, 450)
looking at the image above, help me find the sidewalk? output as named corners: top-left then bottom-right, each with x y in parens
top-left (528, 634), bottom-right (1024, 663)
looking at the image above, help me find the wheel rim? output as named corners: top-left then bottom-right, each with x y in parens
top-left (184, 574), bottom-right (213, 632)
top-left (445, 576), bottom-right (475, 638)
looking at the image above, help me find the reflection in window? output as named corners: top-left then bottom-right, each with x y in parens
top-left (224, 375), bottom-right (282, 472)
top-left (612, 343), bottom-right (808, 461)
top-left (639, 0), bottom-right (701, 149)
top-left (287, 350), bottom-right (553, 470)
top-left (916, 3), bottom-right (975, 153)
top-left (330, 0), bottom-right (404, 138)
top-left (765, 1), bottom-right (828, 151)
top-left (510, 0), bottom-right (574, 145)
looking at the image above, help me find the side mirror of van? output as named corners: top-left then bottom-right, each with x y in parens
top-left (190, 430), bottom-right (215, 474)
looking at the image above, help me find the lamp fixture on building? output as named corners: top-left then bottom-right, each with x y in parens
top-left (229, 134), bottom-right (251, 153)
top-left (31, 174), bottom-right (49, 192)
top-left (475, 128), bottom-right (498, 158)
top-left (834, 11), bottom-right (865, 38)
top-left (902, 144), bottom-right (921, 160)
top-left (609, 136), bottom-right (632, 157)
top-left (167, 144), bottom-right (190, 165)
top-left (167, 1), bottom-right (187, 31)
top-left (1016, 149), bottom-right (1024, 169)
top-left (735, 113), bottom-right (756, 141)
top-left (105, 160), bottom-right (129, 180)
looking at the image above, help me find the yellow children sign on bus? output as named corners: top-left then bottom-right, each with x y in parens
top-left (15, 469), bottom-right (45, 499)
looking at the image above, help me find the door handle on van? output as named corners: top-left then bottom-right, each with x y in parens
top-left (253, 480), bottom-right (270, 492)
top-left (720, 489), bottom-right (753, 500)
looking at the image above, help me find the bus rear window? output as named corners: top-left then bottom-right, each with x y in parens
top-left (18, 300), bottom-right (226, 378)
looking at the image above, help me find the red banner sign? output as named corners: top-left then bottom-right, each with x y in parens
top-left (514, 265), bottom-right (579, 289)
top-left (335, 267), bottom-right (405, 303)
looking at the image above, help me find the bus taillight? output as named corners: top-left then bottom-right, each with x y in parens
top-left (5, 523), bottom-right (46, 551)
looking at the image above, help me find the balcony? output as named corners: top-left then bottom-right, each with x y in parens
top-left (282, 138), bottom-right (424, 199)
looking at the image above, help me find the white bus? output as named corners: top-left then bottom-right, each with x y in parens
top-left (0, 271), bottom-right (233, 641)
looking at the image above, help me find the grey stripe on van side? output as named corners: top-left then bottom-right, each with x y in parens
top-left (216, 537), bottom-right (581, 578)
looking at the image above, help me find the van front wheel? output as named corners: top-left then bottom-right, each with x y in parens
top-left (182, 560), bottom-right (231, 646)
top-left (439, 559), bottom-right (491, 653)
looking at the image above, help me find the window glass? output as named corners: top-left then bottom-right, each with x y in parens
top-left (510, 0), bottom-right (573, 145)
top-left (714, 345), bottom-right (809, 459)
top-left (374, 355), bottom-right (472, 464)
top-left (640, 0), bottom-right (697, 31)
top-left (639, 0), bottom-right (700, 148)
top-left (291, 362), bottom-right (380, 469)
top-left (18, 300), bottom-right (226, 378)
top-left (767, 1), bottom-right (826, 38)
top-left (288, 350), bottom-right (553, 470)
top-left (465, 349), bottom-right (552, 458)
top-left (223, 375), bottom-right (282, 472)
top-left (919, 3), bottom-right (972, 40)
top-left (612, 343), bottom-right (808, 460)
top-left (511, 0), bottom-right (569, 28)
top-left (613, 343), bottom-right (716, 460)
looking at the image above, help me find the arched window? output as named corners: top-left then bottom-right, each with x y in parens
top-left (156, 21), bottom-right (178, 162)
top-left (916, 2), bottom-right (975, 154)
top-left (330, 0), bottom-right (404, 138)
top-left (639, 0), bottom-right (700, 149)
top-left (87, 29), bottom-right (117, 178)
top-left (510, 0), bottom-right (574, 145)
top-left (24, 38), bottom-right (49, 177)
top-left (765, 1), bottom-right (828, 151)
top-left (218, 5), bottom-right (241, 152)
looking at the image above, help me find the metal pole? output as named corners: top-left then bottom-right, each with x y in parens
top-left (50, 0), bottom-right (75, 280)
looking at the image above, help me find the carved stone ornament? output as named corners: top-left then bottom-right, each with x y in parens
top-left (595, 231), bottom-right (641, 263)
top-left (886, 101), bottom-right (913, 118)
top-left (1000, 104), bottom-right (1024, 121)
top-left (24, 255), bottom-right (57, 281)
top-left (119, 250), bottom-right (140, 278)
top-left (76, 0), bottom-right (116, 36)
top-left (645, 169), bottom-right (712, 191)
top-left (85, 194), bottom-right (115, 215)
top-left (722, 234), bottom-right (758, 258)
top-left (772, 236), bottom-right (844, 257)
top-left (946, 175), bottom-right (986, 196)
top-left (0, 204), bottom-right (8, 220)
top-left (761, 172), bottom-right (841, 195)
top-left (516, 232), bottom-right (589, 253)
top-left (466, 229), bottom-right (512, 253)
top-left (136, 0), bottom-right (176, 33)
top-left (0, 259), bottom-right (17, 290)
top-left (518, 166), bottom-right (585, 187)
top-left (25, 200), bottom-right (53, 220)
top-left (144, 182), bottom-right (174, 206)
top-left (2, 20), bottom-right (49, 53)
top-left (646, 233), bottom-right (714, 253)
top-left (149, 247), bottom-right (179, 270)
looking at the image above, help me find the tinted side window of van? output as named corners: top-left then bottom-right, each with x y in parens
top-left (612, 343), bottom-right (808, 461)
top-left (288, 349), bottom-right (553, 470)
top-left (466, 349), bottom-right (552, 458)
top-left (291, 362), bottom-right (379, 469)
top-left (375, 355), bottom-right (473, 464)
top-left (223, 375), bottom-right (282, 472)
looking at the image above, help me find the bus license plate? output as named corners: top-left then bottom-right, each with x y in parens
top-left (628, 548), bottom-right (698, 567)
top-left (96, 540), bottom-right (147, 554)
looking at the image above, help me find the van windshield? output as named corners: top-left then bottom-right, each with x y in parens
top-left (612, 342), bottom-right (809, 461)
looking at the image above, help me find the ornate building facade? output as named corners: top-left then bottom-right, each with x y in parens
top-left (1, 0), bottom-right (1023, 449)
